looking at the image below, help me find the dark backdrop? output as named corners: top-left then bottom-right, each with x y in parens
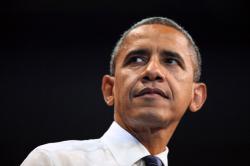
top-left (1, 1), bottom-right (249, 165)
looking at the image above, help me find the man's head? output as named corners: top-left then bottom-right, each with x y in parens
top-left (102, 17), bottom-right (207, 134)
top-left (110, 17), bottom-right (202, 82)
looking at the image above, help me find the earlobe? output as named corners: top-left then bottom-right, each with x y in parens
top-left (189, 83), bottom-right (207, 112)
top-left (102, 75), bottom-right (115, 106)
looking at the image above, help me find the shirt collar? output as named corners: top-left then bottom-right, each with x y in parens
top-left (101, 121), bottom-right (168, 166)
top-left (155, 149), bottom-right (168, 166)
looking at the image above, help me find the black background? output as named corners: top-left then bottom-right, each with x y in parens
top-left (1, 0), bottom-right (250, 165)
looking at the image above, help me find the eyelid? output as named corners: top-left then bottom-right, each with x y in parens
top-left (161, 51), bottom-right (185, 69)
top-left (167, 57), bottom-right (180, 63)
top-left (123, 49), bottom-right (149, 65)
top-left (125, 55), bottom-right (147, 65)
top-left (165, 57), bottom-right (183, 68)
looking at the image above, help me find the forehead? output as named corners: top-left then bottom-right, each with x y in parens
top-left (125, 24), bottom-right (189, 48)
top-left (117, 24), bottom-right (193, 61)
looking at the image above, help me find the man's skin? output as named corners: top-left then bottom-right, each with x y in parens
top-left (102, 24), bottom-right (207, 155)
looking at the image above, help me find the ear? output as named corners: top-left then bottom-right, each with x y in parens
top-left (189, 82), bottom-right (207, 112)
top-left (102, 75), bottom-right (115, 106)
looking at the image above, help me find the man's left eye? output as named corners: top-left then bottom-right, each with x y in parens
top-left (165, 58), bottom-right (178, 65)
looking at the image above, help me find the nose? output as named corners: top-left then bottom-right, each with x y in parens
top-left (142, 57), bottom-right (164, 83)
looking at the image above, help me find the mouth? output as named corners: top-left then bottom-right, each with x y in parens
top-left (134, 87), bottom-right (170, 99)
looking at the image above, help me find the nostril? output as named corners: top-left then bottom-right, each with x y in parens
top-left (156, 76), bottom-right (163, 81)
top-left (142, 76), bottom-right (151, 81)
top-left (142, 75), bottom-right (163, 82)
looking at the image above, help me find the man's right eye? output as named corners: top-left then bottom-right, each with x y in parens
top-left (123, 49), bottom-right (149, 66)
top-left (130, 56), bottom-right (144, 63)
top-left (126, 56), bottom-right (147, 65)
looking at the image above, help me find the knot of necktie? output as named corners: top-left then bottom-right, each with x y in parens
top-left (142, 155), bottom-right (164, 166)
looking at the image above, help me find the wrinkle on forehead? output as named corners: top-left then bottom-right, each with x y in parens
top-left (121, 24), bottom-right (192, 59)
top-left (126, 24), bottom-right (189, 46)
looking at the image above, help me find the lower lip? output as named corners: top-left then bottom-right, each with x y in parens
top-left (138, 93), bottom-right (164, 98)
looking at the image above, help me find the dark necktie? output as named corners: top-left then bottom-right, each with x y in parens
top-left (142, 155), bottom-right (164, 166)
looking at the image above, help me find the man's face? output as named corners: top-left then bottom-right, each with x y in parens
top-left (103, 24), bottom-right (204, 131)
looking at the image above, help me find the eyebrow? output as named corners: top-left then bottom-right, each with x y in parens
top-left (127, 48), bottom-right (150, 57)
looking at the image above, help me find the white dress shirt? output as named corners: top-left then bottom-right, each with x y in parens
top-left (21, 121), bottom-right (168, 166)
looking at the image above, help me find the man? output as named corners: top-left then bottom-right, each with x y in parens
top-left (21, 17), bottom-right (207, 166)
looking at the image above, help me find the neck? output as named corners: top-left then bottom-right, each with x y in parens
top-left (116, 119), bottom-right (179, 155)
top-left (134, 124), bottom-right (178, 155)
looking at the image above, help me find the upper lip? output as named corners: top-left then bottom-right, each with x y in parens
top-left (134, 87), bottom-right (170, 99)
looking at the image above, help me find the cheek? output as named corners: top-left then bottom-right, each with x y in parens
top-left (113, 70), bottom-right (138, 106)
top-left (169, 73), bottom-right (194, 110)
top-left (168, 55), bottom-right (195, 82)
top-left (175, 82), bottom-right (194, 110)
top-left (169, 67), bottom-right (193, 82)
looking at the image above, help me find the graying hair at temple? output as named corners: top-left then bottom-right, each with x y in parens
top-left (109, 17), bottom-right (202, 82)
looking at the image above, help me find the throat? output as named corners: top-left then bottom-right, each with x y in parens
top-left (130, 126), bottom-right (168, 155)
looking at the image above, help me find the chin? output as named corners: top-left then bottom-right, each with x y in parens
top-left (126, 109), bottom-right (171, 129)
